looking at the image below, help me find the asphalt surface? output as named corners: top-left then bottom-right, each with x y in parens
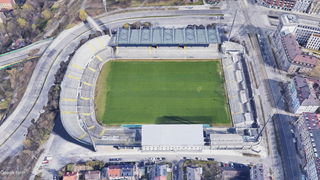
top-left (0, 39), bottom-right (52, 69)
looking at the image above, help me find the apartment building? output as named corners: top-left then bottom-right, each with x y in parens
top-left (287, 76), bottom-right (320, 113)
top-left (293, 0), bottom-right (313, 12)
top-left (259, 0), bottom-right (297, 10)
top-left (306, 33), bottom-right (320, 50)
top-left (296, 113), bottom-right (320, 180)
top-left (277, 33), bottom-right (318, 74)
top-left (309, 0), bottom-right (320, 14)
top-left (277, 14), bottom-right (320, 49)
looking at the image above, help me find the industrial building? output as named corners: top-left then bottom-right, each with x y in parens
top-left (276, 33), bottom-right (318, 74)
top-left (112, 26), bottom-right (221, 47)
top-left (141, 125), bottom-right (204, 152)
top-left (287, 76), bottom-right (320, 113)
top-left (295, 113), bottom-right (320, 180)
top-left (277, 14), bottom-right (320, 50)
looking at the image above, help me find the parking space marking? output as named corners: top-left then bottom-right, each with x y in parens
top-left (88, 67), bottom-right (96, 72)
top-left (88, 42), bottom-right (97, 52)
top-left (82, 113), bottom-right (91, 116)
top-left (66, 74), bottom-right (81, 80)
top-left (88, 125), bottom-right (95, 130)
top-left (71, 64), bottom-right (84, 70)
top-left (99, 129), bottom-right (107, 136)
top-left (78, 133), bottom-right (88, 140)
top-left (83, 81), bottom-right (93, 86)
top-left (80, 96), bottom-right (90, 100)
top-left (96, 55), bottom-right (104, 62)
top-left (61, 98), bottom-right (77, 102)
top-left (61, 111), bottom-right (77, 114)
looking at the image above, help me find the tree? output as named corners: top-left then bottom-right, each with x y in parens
top-left (41, 9), bottom-right (52, 20)
top-left (17, 18), bottom-right (28, 28)
top-left (79, 9), bottom-right (87, 21)
top-left (22, 3), bottom-right (33, 11)
top-left (123, 23), bottom-right (130, 29)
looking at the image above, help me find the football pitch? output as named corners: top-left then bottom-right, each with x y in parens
top-left (95, 60), bottom-right (231, 126)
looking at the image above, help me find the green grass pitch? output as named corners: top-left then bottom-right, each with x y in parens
top-left (95, 60), bottom-right (231, 126)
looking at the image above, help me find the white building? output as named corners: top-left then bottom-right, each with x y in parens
top-left (141, 125), bottom-right (204, 151)
top-left (277, 14), bottom-right (320, 48)
top-left (309, 0), bottom-right (320, 14)
top-left (187, 167), bottom-right (202, 180)
top-left (295, 113), bottom-right (320, 180)
top-left (306, 33), bottom-right (320, 50)
top-left (293, 0), bottom-right (313, 12)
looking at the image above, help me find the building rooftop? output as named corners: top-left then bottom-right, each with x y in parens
top-left (282, 34), bottom-right (318, 66)
top-left (63, 172), bottom-right (78, 180)
top-left (301, 113), bottom-right (320, 177)
top-left (141, 125), bottom-right (204, 146)
top-left (293, 76), bottom-right (320, 105)
top-left (113, 26), bottom-right (220, 46)
top-left (85, 170), bottom-right (101, 180)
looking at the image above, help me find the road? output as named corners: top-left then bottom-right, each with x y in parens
top-left (0, 39), bottom-right (52, 69)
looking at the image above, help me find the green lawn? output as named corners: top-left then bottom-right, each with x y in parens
top-left (95, 60), bottom-right (231, 126)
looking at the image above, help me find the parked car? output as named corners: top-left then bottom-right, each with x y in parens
top-left (207, 158), bottom-right (215, 161)
top-left (109, 158), bottom-right (122, 161)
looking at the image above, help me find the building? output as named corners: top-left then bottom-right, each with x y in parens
top-left (306, 33), bottom-right (320, 50)
top-left (112, 26), bottom-right (220, 47)
top-left (187, 166), bottom-right (203, 180)
top-left (141, 125), bottom-right (204, 151)
top-left (293, 0), bottom-right (313, 12)
top-left (277, 14), bottom-right (320, 48)
top-left (287, 76), bottom-right (320, 113)
top-left (277, 33), bottom-right (318, 73)
top-left (63, 172), bottom-right (79, 180)
top-left (309, 0), bottom-right (320, 14)
top-left (120, 164), bottom-right (134, 179)
top-left (0, 0), bottom-right (14, 11)
top-left (154, 164), bottom-right (168, 180)
top-left (250, 164), bottom-right (268, 180)
top-left (259, 0), bottom-right (296, 11)
top-left (107, 165), bottom-right (121, 179)
top-left (295, 113), bottom-right (320, 180)
top-left (84, 170), bottom-right (101, 180)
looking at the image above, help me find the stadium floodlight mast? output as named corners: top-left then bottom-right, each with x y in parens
top-left (228, 9), bottom-right (238, 41)
top-left (102, 0), bottom-right (107, 13)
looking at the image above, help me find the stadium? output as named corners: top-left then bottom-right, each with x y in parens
top-left (59, 25), bottom-right (254, 151)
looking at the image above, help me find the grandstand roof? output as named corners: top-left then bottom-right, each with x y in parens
top-left (113, 26), bottom-right (220, 46)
